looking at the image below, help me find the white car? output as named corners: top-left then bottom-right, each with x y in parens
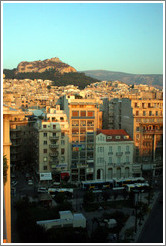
top-left (28, 179), bottom-right (33, 185)
top-left (37, 187), bottom-right (47, 193)
top-left (11, 180), bottom-right (17, 186)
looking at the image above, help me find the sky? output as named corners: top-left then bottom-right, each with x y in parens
top-left (2, 1), bottom-right (164, 74)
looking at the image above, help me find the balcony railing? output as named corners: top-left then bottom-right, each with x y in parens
top-left (116, 152), bottom-right (123, 156)
top-left (49, 152), bottom-right (58, 157)
top-left (108, 152), bottom-right (113, 155)
top-left (10, 128), bottom-right (21, 132)
top-left (49, 136), bottom-right (59, 140)
top-left (49, 160), bottom-right (59, 165)
top-left (125, 151), bottom-right (130, 155)
top-left (49, 144), bottom-right (59, 148)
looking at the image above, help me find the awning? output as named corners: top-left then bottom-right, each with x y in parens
top-left (61, 172), bottom-right (70, 180)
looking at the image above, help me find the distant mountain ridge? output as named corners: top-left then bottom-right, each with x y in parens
top-left (81, 70), bottom-right (163, 88)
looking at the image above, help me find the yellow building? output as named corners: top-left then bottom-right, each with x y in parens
top-left (109, 98), bottom-right (163, 176)
top-left (63, 95), bottom-right (103, 182)
top-left (3, 106), bottom-right (14, 243)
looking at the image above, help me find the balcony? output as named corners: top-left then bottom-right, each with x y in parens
top-left (108, 163), bottom-right (113, 166)
top-left (49, 136), bottom-right (59, 140)
top-left (125, 151), bottom-right (130, 155)
top-left (10, 128), bottom-right (21, 132)
top-left (49, 160), bottom-right (59, 165)
top-left (116, 152), bottom-right (123, 156)
top-left (49, 152), bottom-right (58, 157)
top-left (49, 144), bottom-right (59, 149)
top-left (108, 152), bottom-right (113, 155)
top-left (51, 164), bottom-right (57, 169)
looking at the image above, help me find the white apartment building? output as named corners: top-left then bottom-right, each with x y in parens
top-left (39, 105), bottom-right (69, 181)
top-left (95, 129), bottom-right (135, 180)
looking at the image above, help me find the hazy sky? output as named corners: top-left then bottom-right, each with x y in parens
top-left (2, 1), bottom-right (164, 74)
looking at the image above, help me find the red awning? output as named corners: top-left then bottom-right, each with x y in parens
top-left (61, 172), bottom-right (70, 179)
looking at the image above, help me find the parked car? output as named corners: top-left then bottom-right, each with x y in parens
top-left (11, 180), bottom-right (18, 187)
top-left (28, 179), bottom-right (33, 185)
top-left (37, 187), bottom-right (48, 193)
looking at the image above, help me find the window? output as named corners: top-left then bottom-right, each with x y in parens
top-left (156, 111), bottom-right (158, 116)
top-left (124, 135), bottom-right (129, 139)
top-left (43, 133), bottom-right (47, 137)
top-left (100, 147), bottom-right (104, 152)
top-left (61, 132), bottom-right (65, 138)
top-left (43, 149), bottom-right (47, 153)
top-left (143, 111), bottom-right (146, 116)
top-left (126, 146), bottom-right (129, 151)
top-left (43, 157), bottom-right (47, 162)
top-left (43, 125), bottom-right (47, 128)
top-left (53, 133), bottom-right (57, 137)
top-left (109, 157), bottom-right (112, 164)
top-left (87, 111), bottom-right (94, 117)
top-left (61, 148), bottom-right (65, 155)
top-left (118, 146), bottom-right (121, 152)
top-left (61, 140), bottom-right (65, 145)
top-left (136, 111), bottom-right (139, 116)
top-left (43, 165), bottom-right (47, 170)
top-left (136, 127), bottom-right (140, 132)
top-left (109, 146), bottom-right (112, 152)
top-left (149, 111), bottom-right (152, 116)
top-left (126, 156), bottom-right (129, 163)
top-left (72, 111), bottom-right (79, 117)
top-left (43, 141), bottom-right (47, 145)
top-left (115, 136), bottom-right (121, 139)
top-left (107, 136), bottom-right (112, 139)
top-left (117, 157), bottom-right (121, 164)
top-left (80, 111), bottom-right (86, 117)
top-left (53, 125), bottom-right (56, 129)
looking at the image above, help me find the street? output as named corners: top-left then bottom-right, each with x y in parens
top-left (137, 175), bottom-right (163, 244)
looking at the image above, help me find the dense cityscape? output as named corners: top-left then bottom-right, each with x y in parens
top-left (2, 1), bottom-right (164, 245)
top-left (3, 71), bottom-right (163, 243)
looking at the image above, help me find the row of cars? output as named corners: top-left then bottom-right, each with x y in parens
top-left (26, 173), bottom-right (33, 185)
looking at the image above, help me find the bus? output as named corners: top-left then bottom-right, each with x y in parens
top-left (81, 177), bottom-right (148, 192)
top-left (113, 177), bottom-right (146, 188)
top-left (48, 188), bottom-right (74, 198)
top-left (81, 180), bottom-right (114, 191)
top-left (125, 183), bottom-right (150, 193)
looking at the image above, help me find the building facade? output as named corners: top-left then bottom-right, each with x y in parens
top-left (95, 129), bottom-right (134, 180)
top-left (62, 95), bottom-right (103, 182)
top-left (109, 98), bottom-right (163, 176)
top-left (38, 106), bottom-right (69, 182)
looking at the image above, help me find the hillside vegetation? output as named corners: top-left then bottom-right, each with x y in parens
top-left (3, 69), bottom-right (99, 89)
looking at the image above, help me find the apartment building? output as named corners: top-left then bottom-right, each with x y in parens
top-left (95, 129), bottom-right (135, 180)
top-left (109, 98), bottom-right (163, 176)
top-left (38, 106), bottom-right (69, 182)
top-left (62, 95), bottom-right (103, 182)
top-left (9, 110), bottom-right (38, 174)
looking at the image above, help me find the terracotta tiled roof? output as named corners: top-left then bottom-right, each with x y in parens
top-left (97, 129), bottom-right (133, 141)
